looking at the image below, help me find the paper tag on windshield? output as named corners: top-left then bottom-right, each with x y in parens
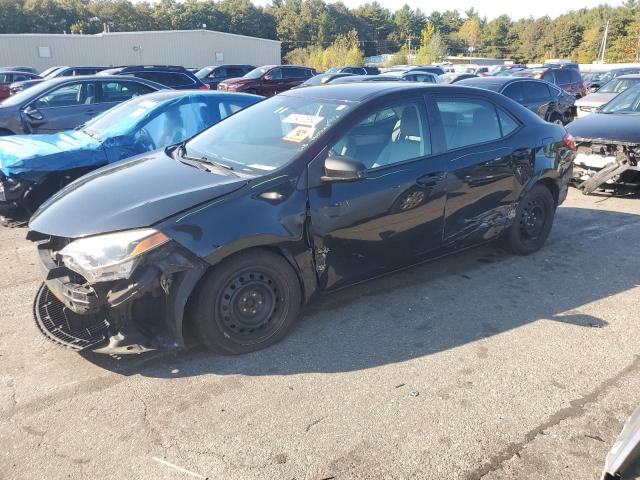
top-left (283, 114), bottom-right (323, 127)
top-left (283, 126), bottom-right (313, 143)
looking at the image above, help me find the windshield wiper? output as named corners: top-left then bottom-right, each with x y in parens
top-left (176, 143), bottom-right (237, 175)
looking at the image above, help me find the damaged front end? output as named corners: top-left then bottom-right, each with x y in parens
top-left (573, 139), bottom-right (640, 194)
top-left (28, 229), bottom-right (207, 354)
top-left (0, 172), bottom-right (29, 217)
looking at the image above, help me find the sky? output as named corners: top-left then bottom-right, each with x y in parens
top-left (252, 0), bottom-right (627, 20)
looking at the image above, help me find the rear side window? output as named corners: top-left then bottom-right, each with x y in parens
top-left (497, 109), bottom-right (519, 136)
top-left (227, 68), bottom-right (245, 77)
top-left (136, 72), bottom-right (193, 87)
top-left (502, 82), bottom-right (525, 102)
top-left (284, 68), bottom-right (307, 79)
top-left (570, 70), bottom-right (582, 82)
top-left (524, 81), bottom-right (550, 101)
top-left (554, 70), bottom-right (572, 84)
top-left (436, 98), bottom-right (503, 150)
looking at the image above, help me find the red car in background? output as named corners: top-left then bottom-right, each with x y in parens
top-left (0, 71), bottom-right (40, 100)
top-left (217, 65), bottom-right (316, 96)
top-left (511, 67), bottom-right (587, 98)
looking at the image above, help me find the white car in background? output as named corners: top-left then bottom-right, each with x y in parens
top-left (576, 74), bottom-right (640, 117)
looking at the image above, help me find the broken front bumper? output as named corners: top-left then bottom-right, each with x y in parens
top-left (30, 232), bottom-right (207, 354)
top-left (573, 141), bottom-right (640, 194)
top-left (0, 175), bottom-right (27, 215)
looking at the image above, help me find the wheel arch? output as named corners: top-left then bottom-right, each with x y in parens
top-left (179, 243), bottom-right (317, 344)
top-left (536, 177), bottom-right (560, 206)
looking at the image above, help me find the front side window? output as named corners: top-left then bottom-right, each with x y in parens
top-left (267, 68), bottom-right (283, 80)
top-left (330, 100), bottom-right (431, 170)
top-left (34, 82), bottom-right (95, 109)
top-left (100, 81), bottom-right (154, 103)
top-left (140, 100), bottom-right (210, 148)
top-left (186, 94), bottom-right (352, 174)
top-left (436, 98), bottom-right (503, 150)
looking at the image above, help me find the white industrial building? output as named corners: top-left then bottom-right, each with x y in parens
top-left (0, 30), bottom-right (281, 72)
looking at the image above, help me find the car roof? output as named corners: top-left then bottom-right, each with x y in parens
top-left (127, 90), bottom-right (262, 101)
top-left (0, 70), bottom-right (37, 75)
top-left (456, 76), bottom-right (533, 87)
top-left (282, 82), bottom-right (471, 103)
top-left (616, 74), bottom-right (640, 79)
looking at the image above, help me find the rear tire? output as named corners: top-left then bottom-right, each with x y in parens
top-left (192, 250), bottom-right (302, 355)
top-left (501, 185), bottom-right (555, 255)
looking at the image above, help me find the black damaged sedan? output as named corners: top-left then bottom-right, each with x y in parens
top-left (28, 83), bottom-right (575, 355)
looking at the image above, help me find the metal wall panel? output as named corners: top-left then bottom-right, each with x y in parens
top-left (0, 30), bottom-right (281, 72)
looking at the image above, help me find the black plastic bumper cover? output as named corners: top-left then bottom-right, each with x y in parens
top-left (34, 240), bottom-right (207, 353)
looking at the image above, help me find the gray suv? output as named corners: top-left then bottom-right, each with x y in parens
top-left (0, 76), bottom-right (165, 135)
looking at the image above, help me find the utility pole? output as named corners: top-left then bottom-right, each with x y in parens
top-left (598, 20), bottom-right (610, 64)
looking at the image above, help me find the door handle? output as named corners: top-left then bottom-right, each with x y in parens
top-left (417, 172), bottom-right (446, 187)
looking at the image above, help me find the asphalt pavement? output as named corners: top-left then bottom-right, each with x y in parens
top-left (1, 188), bottom-right (639, 480)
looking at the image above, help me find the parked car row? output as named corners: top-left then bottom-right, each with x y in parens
top-left (0, 90), bottom-right (262, 216)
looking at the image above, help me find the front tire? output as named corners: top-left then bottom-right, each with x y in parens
top-left (502, 185), bottom-right (555, 255)
top-left (193, 250), bottom-right (302, 354)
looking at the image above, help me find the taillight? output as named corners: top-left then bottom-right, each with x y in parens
top-left (199, 84), bottom-right (210, 90)
top-left (563, 134), bottom-right (576, 150)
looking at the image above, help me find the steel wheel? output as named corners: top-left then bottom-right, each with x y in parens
top-left (501, 185), bottom-right (555, 255)
top-left (217, 270), bottom-right (283, 344)
top-left (519, 198), bottom-right (546, 245)
top-left (193, 250), bottom-right (302, 354)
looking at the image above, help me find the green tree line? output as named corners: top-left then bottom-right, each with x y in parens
top-left (2, 0), bottom-right (640, 63)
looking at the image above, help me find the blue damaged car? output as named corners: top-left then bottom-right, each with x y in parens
top-left (0, 90), bottom-right (262, 218)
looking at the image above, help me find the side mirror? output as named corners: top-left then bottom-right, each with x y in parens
top-left (23, 105), bottom-right (43, 121)
top-left (601, 406), bottom-right (640, 480)
top-left (590, 85), bottom-right (600, 93)
top-left (321, 155), bottom-right (366, 182)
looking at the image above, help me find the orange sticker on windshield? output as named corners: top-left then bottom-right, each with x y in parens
top-left (283, 126), bottom-right (312, 143)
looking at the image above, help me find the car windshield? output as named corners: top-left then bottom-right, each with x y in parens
top-left (598, 71), bottom-right (618, 85)
top-left (195, 67), bottom-right (214, 79)
top-left (583, 72), bottom-right (602, 82)
top-left (243, 67), bottom-right (270, 79)
top-left (40, 67), bottom-right (61, 78)
top-left (185, 94), bottom-right (352, 174)
top-left (600, 85), bottom-right (640, 114)
top-left (303, 75), bottom-right (328, 86)
top-left (81, 96), bottom-right (166, 140)
top-left (598, 78), bottom-right (640, 94)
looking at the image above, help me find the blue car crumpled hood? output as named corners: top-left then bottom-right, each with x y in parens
top-left (0, 130), bottom-right (106, 177)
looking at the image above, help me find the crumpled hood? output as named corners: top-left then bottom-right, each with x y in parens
top-left (575, 92), bottom-right (617, 107)
top-left (29, 149), bottom-right (248, 238)
top-left (567, 113), bottom-right (640, 144)
top-left (0, 130), bottom-right (104, 177)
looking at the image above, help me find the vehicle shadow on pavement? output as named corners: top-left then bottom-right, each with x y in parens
top-left (80, 206), bottom-right (639, 378)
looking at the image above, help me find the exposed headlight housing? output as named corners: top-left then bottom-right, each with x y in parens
top-left (59, 229), bottom-right (169, 283)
